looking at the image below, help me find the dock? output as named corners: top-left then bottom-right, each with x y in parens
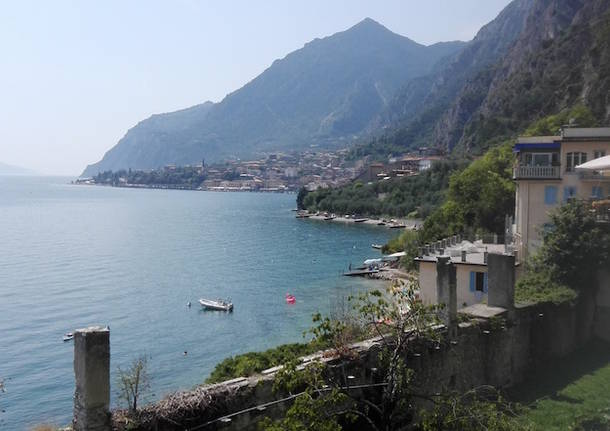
top-left (343, 269), bottom-right (379, 277)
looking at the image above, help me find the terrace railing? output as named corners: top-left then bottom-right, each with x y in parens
top-left (513, 165), bottom-right (561, 179)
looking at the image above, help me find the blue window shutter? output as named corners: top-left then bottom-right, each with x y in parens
top-left (545, 186), bottom-right (557, 204)
top-left (592, 186), bottom-right (602, 199)
top-left (469, 272), bottom-right (475, 292)
top-left (483, 272), bottom-right (489, 293)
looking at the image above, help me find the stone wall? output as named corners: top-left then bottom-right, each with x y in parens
top-left (121, 292), bottom-right (597, 431)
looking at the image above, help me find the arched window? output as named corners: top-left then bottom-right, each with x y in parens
top-left (566, 152), bottom-right (587, 172)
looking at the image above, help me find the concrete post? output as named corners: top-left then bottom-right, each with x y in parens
top-left (461, 250), bottom-right (467, 262)
top-left (487, 253), bottom-right (515, 310)
top-left (73, 326), bottom-right (110, 431)
top-left (436, 256), bottom-right (457, 337)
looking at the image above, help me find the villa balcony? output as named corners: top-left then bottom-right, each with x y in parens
top-left (513, 165), bottom-right (561, 180)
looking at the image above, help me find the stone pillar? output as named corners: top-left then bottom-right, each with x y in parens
top-left (73, 326), bottom-right (110, 431)
top-left (436, 256), bottom-right (457, 337)
top-left (487, 253), bottom-right (515, 310)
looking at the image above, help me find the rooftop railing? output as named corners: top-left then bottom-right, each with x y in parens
top-left (513, 165), bottom-right (561, 179)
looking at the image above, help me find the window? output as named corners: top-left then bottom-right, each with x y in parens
top-left (522, 152), bottom-right (558, 166)
top-left (544, 185), bottom-right (558, 205)
top-left (594, 150), bottom-right (606, 159)
top-left (469, 271), bottom-right (488, 293)
top-left (563, 186), bottom-right (577, 202)
top-left (566, 152), bottom-right (587, 172)
top-left (592, 186), bottom-right (603, 199)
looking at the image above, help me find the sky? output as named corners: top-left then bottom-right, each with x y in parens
top-left (0, 0), bottom-right (511, 175)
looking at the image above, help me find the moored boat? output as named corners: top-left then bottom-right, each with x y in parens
top-left (63, 332), bottom-right (74, 342)
top-left (199, 298), bottom-right (234, 312)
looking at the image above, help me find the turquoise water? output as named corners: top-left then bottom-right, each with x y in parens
top-left (0, 176), bottom-right (394, 429)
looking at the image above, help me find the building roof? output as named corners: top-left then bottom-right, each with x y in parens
top-left (516, 136), bottom-right (560, 144)
top-left (562, 127), bottom-right (610, 139)
top-left (414, 241), bottom-right (507, 266)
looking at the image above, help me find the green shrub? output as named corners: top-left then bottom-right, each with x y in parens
top-left (515, 270), bottom-right (578, 305)
top-left (206, 343), bottom-right (320, 384)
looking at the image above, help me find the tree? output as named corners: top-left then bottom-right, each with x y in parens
top-left (535, 200), bottom-right (609, 289)
top-left (523, 105), bottom-right (597, 137)
top-left (419, 142), bottom-right (514, 242)
top-left (261, 278), bottom-right (444, 431)
top-left (117, 355), bottom-right (151, 413)
top-left (416, 386), bottom-right (528, 431)
top-left (296, 187), bottom-right (309, 210)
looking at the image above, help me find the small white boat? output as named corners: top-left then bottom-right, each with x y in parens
top-left (199, 298), bottom-right (233, 312)
top-left (63, 332), bottom-right (74, 342)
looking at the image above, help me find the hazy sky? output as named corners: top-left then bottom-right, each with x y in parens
top-left (0, 1), bottom-right (511, 175)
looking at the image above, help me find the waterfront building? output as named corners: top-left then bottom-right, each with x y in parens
top-left (513, 127), bottom-right (610, 258)
top-left (414, 239), bottom-right (509, 309)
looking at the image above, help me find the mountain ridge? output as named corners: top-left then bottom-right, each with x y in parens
top-left (83, 18), bottom-right (466, 176)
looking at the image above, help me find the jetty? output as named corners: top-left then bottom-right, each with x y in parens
top-left (343, 269), bottom-right (380, 277)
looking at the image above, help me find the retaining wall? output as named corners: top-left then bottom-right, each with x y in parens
top-left (122, 291), bottom-right (596, 431)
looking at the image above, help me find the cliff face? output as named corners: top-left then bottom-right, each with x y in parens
top-left (368, 0), bottom-right (610, 158)
top-left (372, 0), bottom-right (534, 149)
top-left (438, 0), bottom-right (610, 153)
top-left (82, 19), bottom-right (465, 176)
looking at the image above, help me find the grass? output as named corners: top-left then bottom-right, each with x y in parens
top-left (510, 340), bottom-right (610, 430)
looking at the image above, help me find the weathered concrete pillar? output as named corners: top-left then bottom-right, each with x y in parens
top-left (487, 253), bottom-right (515, 310)
top-left (436, 256), bottom-right (457, 337)
top-left (73, 326), bottom-right (110, 431)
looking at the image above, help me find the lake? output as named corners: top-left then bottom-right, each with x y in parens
top-left (0, 176), bottom-right (395, 429)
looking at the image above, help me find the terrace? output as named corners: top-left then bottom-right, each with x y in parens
top-left (512, 137), bottom-right (561, 180)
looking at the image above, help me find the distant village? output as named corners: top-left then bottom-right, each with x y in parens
top-left (77, 147), bottom-right (444, 192)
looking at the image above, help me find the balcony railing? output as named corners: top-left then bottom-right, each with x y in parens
top-left (513, 165), bottom-right (561, 179)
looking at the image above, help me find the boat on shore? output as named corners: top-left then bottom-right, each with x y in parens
top-left (199, 298), bottom-right (234, 312)
top-left (353, 218), bottom-right (368, 223)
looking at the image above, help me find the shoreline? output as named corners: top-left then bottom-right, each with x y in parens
top-left (72, 182), bottom-right (295, 194)
top-left (300, 213), bottom-right (422, 230)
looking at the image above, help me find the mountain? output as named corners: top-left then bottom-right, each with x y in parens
top-left (456, 0), bottom-right (610, 152)
top-left (361, 0), bottom-right (535, 155)
top-left (83, 19), bottom-right (466, 176)
top-left (0, 162), bottom-right (34, 175)
top-left (365, 0), bottom-right (610, 158)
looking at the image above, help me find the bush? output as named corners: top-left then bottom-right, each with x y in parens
top-left (383, 230), bottom-right (420, 270)
top-left (515, 269), bottom-right (578, 305)
top-left (206, 343), bottom-right (320, 384)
